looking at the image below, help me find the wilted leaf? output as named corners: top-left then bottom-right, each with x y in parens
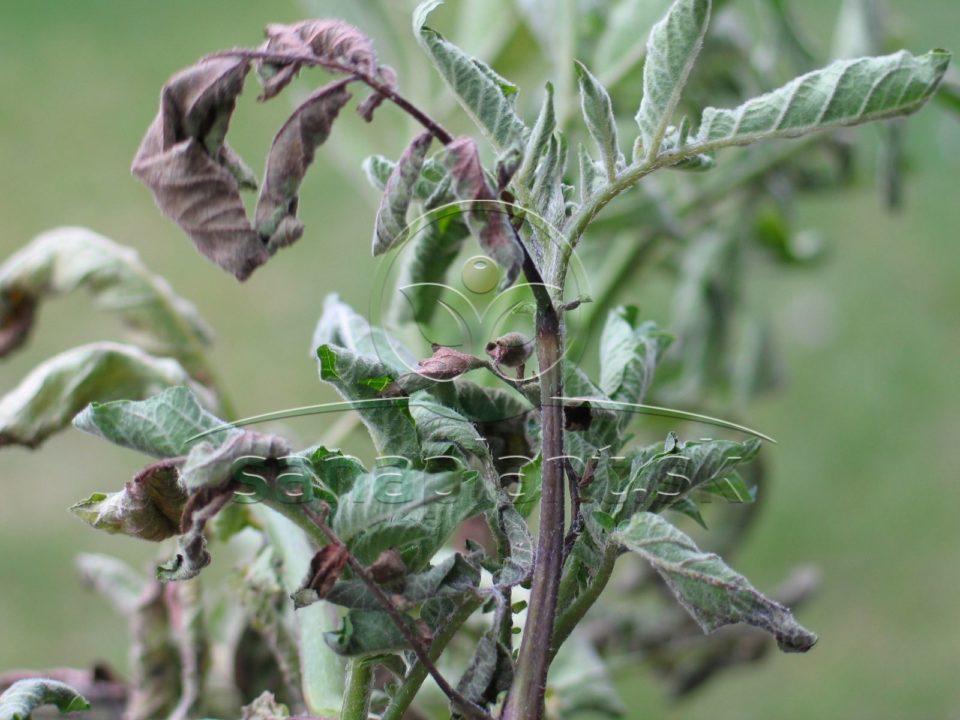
top-left (255, 80), bottom-right (353, 248)
top-left (454, 631), bottom-right (513, 711)
top-left (575, 62), bottom-right (622, 179)
top-left (132, 57), bottom-right (270, 281)
top-left (291, 544), bottom-right (350, 607)
top-left (157, 485), bottom-right (235, 582)
top-left (635, 0), bottom-right (712, 160)
top-left (257, 19), bottom-right (379, 100)
top-left (0, 679), bottom-right (90, 720)
top-left (179, 429), bottom-right (291, 492)
top-left (494, 502), bottom-right (534, 586)
top-left (0, 227), bottom-right (212, 376)
top-left (445, 136), bottom-right (523, 288)
top-left (414, 0), bottom-right (527, 150)
top-left (0, 343), bottom-right (211, 449)
top-left (688, 50), bottom-right (951, 153)
top-left (614, 512), bottom-right (817, 652)
top-left (74, 385), bottom-right (227, 459)
top-left (71, 458), bottom-right (187, 542)
top-left (373, 131), bottom-right (434, 256)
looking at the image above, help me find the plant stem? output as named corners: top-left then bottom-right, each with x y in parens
top-left (501, 238), bottom-right (565, 720)
top-left (550, 543), bottom-right (618, 656)
top-left (381, 595), bottom-right (484, 720)
top-left (340, 660), bottom-right (373, 720)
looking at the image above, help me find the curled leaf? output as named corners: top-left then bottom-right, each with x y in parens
top-left (444, 137), bottom-right (523, 288)
top-left (292, 544), bottom-right (351, 608)
top-left (0, 679), bottom-right (90, 719)
top-left (0, 227), bottom-right (212, 375)
top-left (254, 81), bottom-right (353, 248)
top-left (0, 342), bottom-right (213, 449)
top-left (157, 484), bottom-right (234, 582)
top-left (357, 65), bottom-right (398, 122)
top-left (257, 19), bottom-right (379, 100)
top-left (71, 458), bottom-right (187, 542)
top-left (132, 57), bottom-right (270, 280)
top-left (373, 131), bottom-right (434, 256)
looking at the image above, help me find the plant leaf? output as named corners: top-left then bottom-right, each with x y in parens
top-left (179, 429), bottom-right (291, 492)
top-left (594, 0), bottom-right (674, 86)
top-left (516, 83), bottom-right (556, 188)
top-left (372, 131), bottom-right (434, 256)
top-left (254, 80), bottom-right (353, 249)
top-left (0, 227), bottom-right (212, 375)
top-left (689, 50), bottom-right (951, 153)
top-left (575, 61), bottom-right (622, 179)
top-left (257, 19), bottom-right (379, 100)
top-left (410, 392), bottom-right (489, 462)
top-left (614, 512), bottom-right (817, 652)
top-left (635, 0), bottom-right (712, 161)
top-left (494, 502), bottom-right (534, 586)
top-left (156, 485), bottom-right (234, 581)
top-left (241, 691), bottom-right (291, 720)
top-left (0, 679), bottom-right (90, 719)
top-left (132, 57), bottom-right (270, 281)
top-left (332, 468), bottom-right (489, 569)
top-left (414, 0), bottom-right (527, 150)
top-left (0, 343), bottom-right (211, 449)
top-left (324, 609), bottom-right (415, 657)
top-left (598, 306), bottom-right (672, 413)
top-left (454, 631), bottom-right (513, 711)
top-left (444, 137), bottom-right (523, 288)
top-left (74, 385), bottom-right (228, 459)
top-left (71, 458), bottom-right (186, 542)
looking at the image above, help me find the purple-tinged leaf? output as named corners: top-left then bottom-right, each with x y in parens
top-left (373, 131), bottom-right (434, 256)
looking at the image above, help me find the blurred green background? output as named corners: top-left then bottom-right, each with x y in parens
top-left (0, 1), bottom-right (957, 719)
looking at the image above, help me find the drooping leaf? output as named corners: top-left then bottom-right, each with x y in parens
top-left (0, 343), bottom-right (212, 449)
top-left (257, 19), bottom-right (379, 100)
top-left (598, 306), bottom-right (672, 412)
top-left (575, 61), bottom-right (622, 179)
top-left (372, 131), bottom-right (434, 256)
top-left (635, 0), bottom-right (712, 160)
top-left (156, 485), bottom-right (235, 582)
top-left (0, 227), bottom-right (212, 375)
top-left (454, 631), bottom-right (513, 712)
top-left (71, 458), bottom-right (186, 542)
top-left (688, 50), bottom-right (951, 154)
top-left (179, 429), bottom-right (291, 492)
top-left (444, 136), bottom-right (523, 288)
top-left (74, 385), bottom-right (227, 459)
top-left (132, 57), bottom-right (270, 281)
top-left (254, 80), bottom-right (353, 248)
top-left (413, 0), bottom-right (527, 150)
top-left (0, 679), bottom-right (90, 720)
top-left (614, 512), bottom-right (817, 652)
top-left (332, 468), bottom-right (490, 569)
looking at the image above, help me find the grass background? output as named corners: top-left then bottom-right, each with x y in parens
top-left (0, 1), bottom-right (957, 718)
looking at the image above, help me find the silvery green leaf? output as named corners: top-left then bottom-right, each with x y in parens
top-left (0, 679), bottom-right (90, 720)
top-left (332, 468), bottom-right (490, 569)
top-left (414, 0), bottom-right (527, 150)
top-left (577, 143), bottom-right (603, 202)
top-left (635, 0), bottom-right (712, 160)
top-left (575, 61), bottom-right (622, 179)
top-left (516, 82), bottom-right (556, 188)
top-left (494, 502), bottom-right (534, 586)
top-left (598, 306), bottom-right (672, 413)
top-left (614, 512), bottom-right (817, 652)
top-left (529, 131), bottom-right (568, 227)
top-left (0, 227), bottom-right (212, 376)
top-left (1, 343), bottom-right (212, 449)
top-left (410, 392), bottom-right (489, 461)
top-left (688, 50), bottom-right (950, 153)
top-left (373, 131), bottom-right (434, 256)
top-left (362, 155), bottom-right (394, 191)
top-left (74, 385), bottom-right (227, 458)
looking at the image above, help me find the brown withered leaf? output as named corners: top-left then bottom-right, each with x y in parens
top-left (357, 65), bottom-right (398, 122)
top-left (156, 483), bottom-right (235, 581)
top-left (416, 344), bottom-right (486, 380)
top-left (0, 289), bottom-right (36, 356)
top-left (71, 458), bottom-right (187, 542)
top-left (254, 80), bottom-right (352, 249)
top-left (257, 19), bottom-right (379, 100)
top-left (305, 543), bottom-right (350, 599)
top-left (444, 137), bottom-right (523, 289)
top-left (132, 57), bottom-right (269, 281)
top-left (368, 548), bottom-right (407, 587)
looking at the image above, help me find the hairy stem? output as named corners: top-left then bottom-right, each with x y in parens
top-left (381, 595), bottom-right (484, 720)
top-left (550, 543), bottom-right (618, 657)
top-left (339, 660), bottom-right (373, 720)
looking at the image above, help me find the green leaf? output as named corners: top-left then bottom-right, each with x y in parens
top-left (410, 392), bottom-right (489, 462)
top-left (699, 469), bottom-right (754, 503)
top-left (689, 50), bottom-right (951, 154)
top-left (0, 343), bottom-right (211, 449)
top-left (598, 306), bottom-right (672, 411)
top-left (614, 512), bottom-right (817, 652)
top-left (414, 0), bottom-right (527, 150)
top-left (332, 468), bottom-right (490, 569)
top-left (635, 0), bottom-right (712, 160)
top-left (373, 131), bottom-right (434, 256)
top-left (0, 679), bottom-right (90, 719)
top-left (324, 609), bottom-right (412, 657)
top-left (73, 385), bottom-right (227, 458)
top-left (71, 459), bottom-right (187, 542)
top-left (516, 82), bottom-right (556, 188)
top-left (513, 455), bottom-right (541, 518)
top-left (0, 227), bottom-right (212, 376)
top-left (494, 502), bottom-right (534, 586)
top-left (575, 61), bottom-right (622, 180)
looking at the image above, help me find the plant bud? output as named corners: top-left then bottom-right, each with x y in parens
top-left (485, 332), bottom-right (534, 368)
top-left (416, 344), bottom-right (485, 380)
